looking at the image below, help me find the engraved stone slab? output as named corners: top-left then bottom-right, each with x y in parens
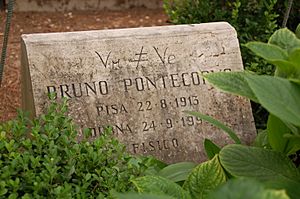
top-left (21, 22), bottom-right (256, 163)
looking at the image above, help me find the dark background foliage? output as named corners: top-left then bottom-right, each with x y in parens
top-left (163, 0), bottom-right (300, 129)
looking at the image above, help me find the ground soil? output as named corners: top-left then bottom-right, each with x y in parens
top-left (0, 8), bottom-right (169, 122)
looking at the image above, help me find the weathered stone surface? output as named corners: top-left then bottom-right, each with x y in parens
top-left (21, 22), bottom-right (256, 163)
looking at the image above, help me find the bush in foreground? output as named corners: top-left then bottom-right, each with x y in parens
top-left (0, 99), bottom-right (161, 198)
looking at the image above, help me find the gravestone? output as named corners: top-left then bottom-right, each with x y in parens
top-left (21, 22), bottom-right (256, 163)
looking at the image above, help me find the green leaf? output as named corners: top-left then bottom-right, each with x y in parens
top-left (203, 71), bottom-right (258, 102)
top-left (245, 42), bottom-right (300, 78)
top-left (267, 115), bottom-right (292, 154)
top-left (112, 192), bottom-right (176, 199)
top-left (288, 49), bottom-right (300, 69)
top-left (262, 190), bottom-right (290, 199)
top-left (272, 59), bottom-right (300, 79)
top-left (158, 162), bottom-right (197, 183)
top-left (8, 193), bottom-right (18, 199)
top-left (272, 48), bottom-right (300, 80)
top-left (205, 72), bottom-right (300, 127)
top-left (289, 78), bottom-right (300, 85)
top-left (144, 157), bottom-right (168, 176)
top-left (183, 155), bottom-right (226, 199)
top-left (253, 130), bottom-right (269, 148)
top-left (132, 176), bottom-right (191, 199)
top-left (283, 123), bottom-right (300, 136)
top-left (85, 173), bottom-right (92, 181)
top-left (296, 24), bottom-right (300, 39)
top-left (208, 178), bottom-right (290, 199)
top-left (245, 42), bottom-right (288, 61)
top-left (204, 139), bottom-right (221, 159)
top-left (265, 179), bottom-right (300, 199)
top-left (185, 111), bottom-right (241, 144)
top-left (21, 194), bottom-right (31, 199)
top-left (245, 39), bottom-right (300, 79)
top-left (0, 188), bottom-right (7, 196)
top-left (268, 28), bottom-right (300, 53)
top-left (244, 74), bottom-right (300, 127)
top-left (267, 115), bottom-right (300, 155)
top-left (219, 144), bottom-right (300, 182)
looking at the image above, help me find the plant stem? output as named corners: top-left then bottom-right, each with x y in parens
top-left (282, 0), bottom-right (293, 28)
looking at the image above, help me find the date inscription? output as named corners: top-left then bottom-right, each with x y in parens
top-left (44, 43), bottom-right (235, 160)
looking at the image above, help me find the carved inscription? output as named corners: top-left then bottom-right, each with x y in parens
top-left (22, 23), bottom-right (256, 163)
top-left (45, 46), bottom-right (235, 156)
top-left (45, 44), bottom-right (233, 155)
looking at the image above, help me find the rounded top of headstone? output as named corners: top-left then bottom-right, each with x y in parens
top-left (22, 22), bottom-right (236, 44)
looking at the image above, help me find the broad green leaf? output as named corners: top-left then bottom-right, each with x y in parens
top-left (272, 49), bottom-right (300, 80)
top-left (208, 178), bottom-right (290, 199)
top-left (281, 138), bottom-right (300, 158)
top-left (268, 28), bottom-right (300, 53)
top-left (0, 188), bottom-right (7, 196)
top-left (8, 193), bottom-right (18, 199)
top-left (219, 144), bottom-right (300, 182)
top-left (183, 155), bottom-right (226, 199)
top-left (112, 192), bottom-right (176, 199)
top-left (289, 78), bottom-right (300, 85)
top-left (208, 178), bottom-right (264, 199)
top-left (267, 115), bottom-right (291, 154)
top-left (244, 74), bottom-right (300, 127)
top-left (144, 157), bottom-right (168, 176)
top-left (253, 130), bottom-right (269, 148)
top-left (268, 116), bottom-right (300, 155)
top-left (265, 179), bottom-right (300, 199)
top-left (186, 111), bottom-right (241, 144)
top-left (206, 72), bottom-right (300, 127)
top-left (246, 34), bottom-right (300, 80)
top-left (272, 59), bottom-right (300, 80)
top-left (296, 24), bottom-right (300, 39)
top-left (245, 42), bottom-right (288, 61)
top-left (203, 72), bottom-right (258, 102)
top-left (21, 194), bottom-right (31, 199)
top-left (132, 176), bottom-right (191, 199)
top-left (204, 139), bottom-right (221, 159)
top-left (288, 49), bottom-right (300, 68)
top-left (263, 190), bottom-right (290, 199)
top-left (158, 162), bottom-right (197, 182)
top-left (283, 123), bottom-right (300, 136)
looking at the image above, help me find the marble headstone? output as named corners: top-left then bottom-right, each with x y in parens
top-left (21, 22), bottom-right (256, 163)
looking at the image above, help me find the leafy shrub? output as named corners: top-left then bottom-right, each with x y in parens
top-left (163, 0), bottom-right (300, 73)
top-left (163, 0), bottom-right (231, 24)
top-left (115, 147), bottom-right (300, 199)
top-left (163, 0), bottom-right (300, 129)
top-left (115, 27), bottom-right (300, 199)
top-left (0, 99), bottom-right (161, 198)
top-left (164, 0), bottom-right (278, 72)
top-left (204, 28), bottom-right (300, 156)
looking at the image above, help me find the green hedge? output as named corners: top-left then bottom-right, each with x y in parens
top-left (0, 99), bottom-right (162, 198)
